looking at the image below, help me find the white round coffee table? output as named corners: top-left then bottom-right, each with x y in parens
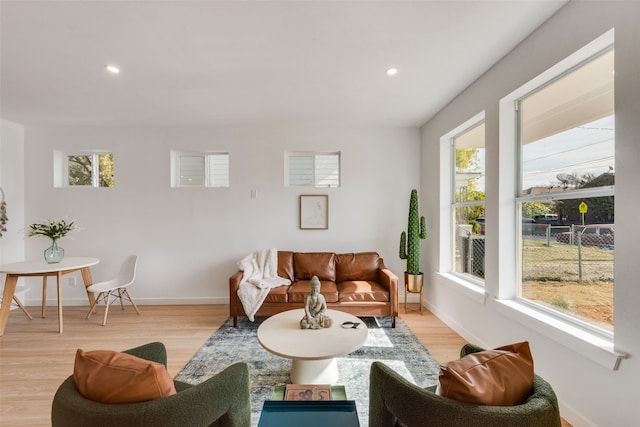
top-left (257, 308), bottom-right (368, 384)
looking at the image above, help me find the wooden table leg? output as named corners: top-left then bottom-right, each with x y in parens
top-left (81, 267), bottom-right (97, 314)
top-left (42, 276), bottom-right (47, 318)
top-left (0, 275), bottom-right (19, 336)
top-left (56, 271), bottom-right (63, 334)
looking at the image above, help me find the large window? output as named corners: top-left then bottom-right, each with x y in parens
top-left (171, 151), bottom-right (229, 188)
top-left (54, 151), bottom-right (114, 188)
top-left (515, 44), bottom-right (614, 333)
top-left (286, 152), bottom-right (340, 187)
top-left (452, 120), bottom-right (486, 282)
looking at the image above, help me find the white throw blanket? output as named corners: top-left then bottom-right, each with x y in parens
top-left (237, 248), bottom-right (291, 321)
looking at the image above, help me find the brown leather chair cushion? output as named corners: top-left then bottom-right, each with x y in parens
top-left (277, 251), bottom-right (294, 282)
top-left (73, 349), bottom-right (176, 404)
top-left (436, 341), bottom-right (534, 406)
top-left (288, 280), bottom-right (339, 303)
top-left (337, 281), bottom-right (389, 302)
top-left (293, 252), bottom-right (336, 281)
top-left (335, 252), bottom-right (380, 282)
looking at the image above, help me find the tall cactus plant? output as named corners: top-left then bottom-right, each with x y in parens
top-left (399, 189), bottom-right (426, 275)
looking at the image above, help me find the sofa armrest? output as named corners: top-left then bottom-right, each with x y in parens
top-left (378, 268), bottom-right (399, 317)
top-left (229, 271), bottom-right (244, 325)
top-left (229, 271), bottom-right (243, 293)
top-left (153, 362), bottom-right (251, 427)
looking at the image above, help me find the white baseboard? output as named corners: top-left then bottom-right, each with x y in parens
top-left (30, 296), bottom-right (230, 306)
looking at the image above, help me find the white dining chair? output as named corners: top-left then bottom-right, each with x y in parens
top-left (86, 255), bottom-right (140, 326)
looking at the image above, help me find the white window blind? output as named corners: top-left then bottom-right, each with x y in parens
top-left (315, 154), bottom-right (340, 187)
top-left (179, 155), bottom-right (205, 186)
top-left (286, 152), bottom-right (340, 187)
top-left (172, 151), bottom-right (229, 188)
top-left (288, 154), bottom-right (314, 187)
top-left (207, 153), bottom-right (229, 187)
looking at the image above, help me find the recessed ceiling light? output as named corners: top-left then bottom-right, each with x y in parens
top-left (386, 67), bottom-right (398, 76)
top-left (105, 65), bottom-right (120, 74)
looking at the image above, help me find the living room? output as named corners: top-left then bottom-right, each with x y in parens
top-left (2, 1), bottom-right (639, 426)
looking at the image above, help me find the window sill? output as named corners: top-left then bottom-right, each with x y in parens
top-left (495, 299), bottom-right (627, 370)
top-left (437, 273), bottom-right (487, 305)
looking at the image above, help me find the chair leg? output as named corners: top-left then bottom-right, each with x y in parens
top-left (123, 289), bottom-right (140, 315)
top-left (86, 293), bottom-right (102, 319)
top-left (118, 288), bottom-right (125, 310)
top-left (102, 291), bottom-right (111, 326)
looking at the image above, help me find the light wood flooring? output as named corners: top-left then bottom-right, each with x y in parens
top-left (0, 303), bottom-right (571, 426)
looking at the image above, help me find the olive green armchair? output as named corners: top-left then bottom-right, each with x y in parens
top-left (51, 342), bottom-right (251, 427)
top-left (369, 343), bottom-right (562, 427)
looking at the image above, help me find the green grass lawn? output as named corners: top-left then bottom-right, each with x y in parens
top-left (521, 239), bottom-right (614, 331)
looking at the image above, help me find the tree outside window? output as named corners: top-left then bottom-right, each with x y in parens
top-left (68, 153), bottom-right (114, 187)
top-left (452, 121), bottom-right (485, 281)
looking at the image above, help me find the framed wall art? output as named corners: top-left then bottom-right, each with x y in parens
top-left (299, 195), bottom-right (328, 229)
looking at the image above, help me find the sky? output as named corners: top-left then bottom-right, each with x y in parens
top-left (521, 114), bottom-right (615, 190)
top-left (462, 114), bottom-right (615, 194)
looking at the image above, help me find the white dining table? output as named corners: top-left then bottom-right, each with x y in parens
top-left (0, 257), bottom-right (100, 335)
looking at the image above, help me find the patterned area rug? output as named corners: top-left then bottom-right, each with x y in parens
top-left (175, 315), bottom-right (441, 427)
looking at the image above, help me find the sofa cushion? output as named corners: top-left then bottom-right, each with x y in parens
top-left (337, 281), bottom-right (390, 302)
top-left (73, 349), bottom-right (176, 404)
top-left (288, 280), bottom-right (339, 303)
top-left (293, 252), bottom-right (336, 282)
top-left (264, 284), bottom-right (290, 303)
top-left (436, 341), bottom-right (534, 406)
top-left (277, 251), bottom-right (295, 282)
top-left (335, 252), bottom-right (380, 282)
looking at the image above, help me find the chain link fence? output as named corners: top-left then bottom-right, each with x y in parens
top-left (522, 224), bottom-right (614, 331)
top-left (455, 223), bottom-right (615, 331)
top-left (522, 224), bottom-right (614, 283)
top-left (455, 225), bottom-right (485, 279)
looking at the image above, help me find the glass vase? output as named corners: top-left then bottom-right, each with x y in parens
top-left (44, 239), bottom-right (65, 264)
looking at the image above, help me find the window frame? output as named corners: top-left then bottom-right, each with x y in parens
top-left (54, 150), bottom-right (114, 188)
top-left (439, 111), bottom-right (486, 291)
top-left (514, 48), bottom-right (615, 339)
top-left (170, 150), bottom-right (230, 188)
top-left (285, 151), bottom-right (341, 188)
top-left (497, 29), bottom-right (621, 366)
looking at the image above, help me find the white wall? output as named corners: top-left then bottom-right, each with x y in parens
top-left (421, 2), bottom-right (639, 427)
top-left (21, 125), bottom-right (419, 305)
top-left (0, 119), bottom-right (25, 265)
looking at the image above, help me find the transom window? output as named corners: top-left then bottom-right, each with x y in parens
top-left (285, 152), bottom-right (340, 188)
top-left (171, 151), bottom-right (229, 188)
top-left (54, 151), bottom-right (114, 188)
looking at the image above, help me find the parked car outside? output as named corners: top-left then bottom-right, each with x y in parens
top-left (534, 214), bottom-right (559, 225)
top-left (556, 224), bottom-right (614, 246)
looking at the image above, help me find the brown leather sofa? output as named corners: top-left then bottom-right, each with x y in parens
top-left (229, 251), bottom-right (398, 327)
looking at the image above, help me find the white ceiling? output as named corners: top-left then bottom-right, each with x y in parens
top-left (0, 0), bottom-right (568, 128)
